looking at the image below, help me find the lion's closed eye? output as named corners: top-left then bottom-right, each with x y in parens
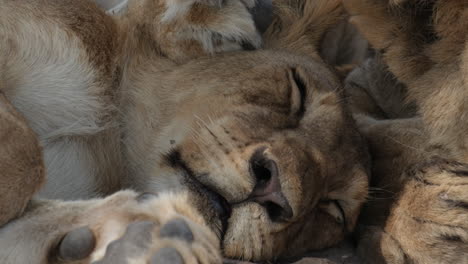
top-left (288, 68), bottom-right (308, 117)
top-left (319, 200), bottom-right (346, 227)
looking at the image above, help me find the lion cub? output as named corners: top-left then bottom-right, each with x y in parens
top-left (0, 0), bottom-right (371, 263)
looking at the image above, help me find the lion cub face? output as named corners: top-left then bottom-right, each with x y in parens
top-left (152, 51), bottom-right (370, 261)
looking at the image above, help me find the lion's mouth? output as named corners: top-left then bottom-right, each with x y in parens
top-left (164, 146), bottom-right (296, 232)
top-left (164, 149), bottom-right (233, 237)
top-left (200, 181), bottom-right (233, 234)
top-left (186, 174), bottom-right (233, 239)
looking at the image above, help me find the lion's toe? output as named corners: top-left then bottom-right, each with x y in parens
top-left (150, 247), bottom-right (185, 264)
top-left (58, 226), bottom-right (96, 261)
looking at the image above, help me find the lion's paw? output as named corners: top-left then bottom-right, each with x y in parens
top-left (147, 0), bottom-right (272, 63)
top-left (54, 191), bottom-right (222, 264)
top-left (360, 159), bottom-right (468, 263)
top-left (344, 0), bottom-right (467, 85)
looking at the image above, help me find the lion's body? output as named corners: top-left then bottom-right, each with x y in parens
top-left (0, 0), bottom-right (123, 201)
top-left (0, 0), bottom-right (467, 263)
top-left (345, 0), bottom-right (468, 262)
top-left (0, 0), bottom-right (372, 263)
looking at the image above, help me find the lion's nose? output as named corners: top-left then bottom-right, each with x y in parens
top-left (249, 148), bottom-right (293, 222)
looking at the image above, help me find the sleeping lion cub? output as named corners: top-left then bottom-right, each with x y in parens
top-left (0, 0), bottom-right (370, 263)
top-left (2, 0), bottom-right (466, 263)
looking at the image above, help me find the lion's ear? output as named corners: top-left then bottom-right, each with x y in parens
top-left (263, 0), bottom-right (344, 60)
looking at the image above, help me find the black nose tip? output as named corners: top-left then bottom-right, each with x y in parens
top-left (249, 148), bottom-right (293, 222)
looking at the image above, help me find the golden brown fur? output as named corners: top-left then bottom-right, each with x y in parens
top-left (0, 0), bottom-right (371, 263)
top-left (7, 0), bottom-right (468, 262)
top-left (0, 92), bottom-right (45, 226)
top-left (4, 0), bottom-right (467, 263)
top-left (344, 0), bottom-right (468, 263)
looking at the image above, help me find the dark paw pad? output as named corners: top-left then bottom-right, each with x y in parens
top-left (151, 247), bottom-right (184, 264)
top-left (58, 226), bottom-right (96, 261)
top-left (124, 221), bottom-right (156, 246)
top-left (160, 218), bottom-right (194, 242)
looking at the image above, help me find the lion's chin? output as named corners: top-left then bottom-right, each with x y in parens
top-left (222, 203), bottom-right (281, 261)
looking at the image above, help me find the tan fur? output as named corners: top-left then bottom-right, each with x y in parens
top-left (344, 0), bottom-right (468, 263)
top-left (0, 92), bottom-right (45, 226)
top-left (0, 0), bottom-right (371, 263)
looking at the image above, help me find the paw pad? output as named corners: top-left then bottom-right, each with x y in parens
top-left (124, 221), bottom-right (155, 247)
top-left (58, 226), bottom-right (96, 261)
top-left (160, 218), bottom-right (194, 243)
top-left (151, 247), bottom-right (184, 264)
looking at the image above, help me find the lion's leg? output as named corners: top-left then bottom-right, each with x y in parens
top-left (344, 55), bottom-right (468, 264)
top-left (123, 0), bottom-right (269, 64)
top-left (0, 92), bottom-right (45, 226)
top-left (345, 0), bottom-right (468, 160)
top-left (357, 159), bottom-right (468, 264)
top-left (263, 0), bottom-right (344, 59)
top-left (345, 56), bottom-right (418, 120)
top-left (350, 116), bottom-right (468, 263)
top-left (0, 191), bottom-right (221, 264)
top-left (0, 97), bottom-right (221, 264)
top-left (124, 0), bottom-right (349, 64)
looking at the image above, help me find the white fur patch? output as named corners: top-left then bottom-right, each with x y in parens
top-left (1, 14), bottom-right (111, 200)
top-left (94, 0), bottom-right (129, 15)
top-left (36, 140), bottom-right (97, 200)
top-left (90, 218), bottom-right (126, 261)
top-left (161, 0), bottom-right (198, 23)
top-left (2, 21), bottom-right (111, 140)
top-left (160, 0), bottom-right (261, 54)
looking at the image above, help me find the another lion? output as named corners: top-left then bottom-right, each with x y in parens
top-left (0, 0), bottom-right (371, 263)
top-left (345, 0), bottom-right (468, 263)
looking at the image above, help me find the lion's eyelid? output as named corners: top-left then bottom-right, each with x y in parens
top-left (319, 200), bottom-right (346, 227)
top-left (288, 68), bottom-right (307, 117)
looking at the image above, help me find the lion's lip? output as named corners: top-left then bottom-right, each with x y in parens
top-left (183, 171), bottom-right (232, 237)
top-left (164, 149), bottom-right (233, 236)
top-left (180, 169), bottom-right (232, 236)
top-left (203, 184), bottom-right (232, 234)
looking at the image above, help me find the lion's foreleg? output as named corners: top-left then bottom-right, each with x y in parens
top-left (0, 92), bottom-right (45, 226)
